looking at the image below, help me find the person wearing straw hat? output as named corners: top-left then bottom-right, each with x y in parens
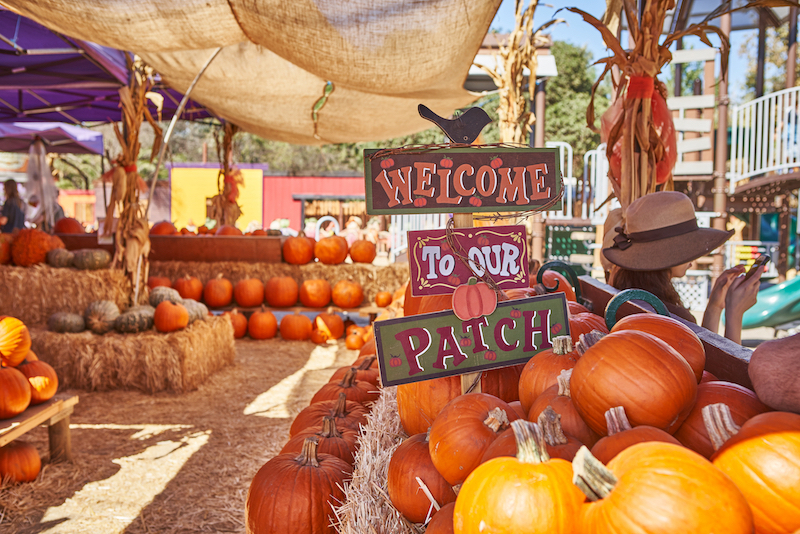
top-left (603, 191), bottom-right (764, 344)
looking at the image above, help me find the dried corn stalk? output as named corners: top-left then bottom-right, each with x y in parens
top-left (103, 58), bottom-right (162, 304)
top-left (208, 122), bottom-right (243, 228)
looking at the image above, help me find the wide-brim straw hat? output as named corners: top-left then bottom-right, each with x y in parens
top-left (602, 191), bottom-right (733, 271)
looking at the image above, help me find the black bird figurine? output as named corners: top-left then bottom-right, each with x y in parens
top-left (418, 104), bottom-right (492, 144)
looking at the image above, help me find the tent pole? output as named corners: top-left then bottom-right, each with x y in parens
top-left (144, 47), bottom-right (222, 219)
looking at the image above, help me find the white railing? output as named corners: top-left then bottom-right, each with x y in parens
top-left (389, 213), bottom-right (450, 263)
top-left (583, 143), bottom-right (620, 225)
top-left (730, 85), bottom-right (800, 192)
top-left (543, 141), bottom-right (575, 220)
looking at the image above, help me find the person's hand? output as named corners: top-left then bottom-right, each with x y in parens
top-left (725, 264), bottom-right (765, 319)
top-left (707, 265), bottom-right (746, 310)
top-left (0, 216), bottom-right (7, 225)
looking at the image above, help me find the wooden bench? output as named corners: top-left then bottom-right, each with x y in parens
top-left (0, 394), bottom-right (79, 462)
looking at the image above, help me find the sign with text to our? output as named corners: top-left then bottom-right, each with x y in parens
top-left (363, 147), bottom-right (562, 214)
top-left (409, 225), bottom-right (529, 297)
top-left (374, 293), bottom-right (570, 387)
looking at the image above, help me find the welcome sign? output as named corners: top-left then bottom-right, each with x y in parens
top-left (374, 293), bottom-right (570, 387)
top-left (363, 147), bottom-right (561, 214)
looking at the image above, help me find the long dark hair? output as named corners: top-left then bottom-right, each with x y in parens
top-left (608, 266), bottom-right (684, 307)
top-left (3, 179), bottom-right (23, 208)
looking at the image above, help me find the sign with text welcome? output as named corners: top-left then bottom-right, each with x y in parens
top-left (364, 147), bottom-right (562, 214)
top-left (374, 293), bottom-right (570, 387)
top-left (409, 225), bottom-right (529, 297)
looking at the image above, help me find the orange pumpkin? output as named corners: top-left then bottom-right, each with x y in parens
top-left (280, 416), bottom-right (360, 465)
top-left (528, 369), bottom-right (600, 448)
top-left (150, 221), bottom-right (177, 235)
top-left (197, 225), bottom-right (209, 234)
top-left (310, 368), bottom-right (379, 406)
top-left (265, 276), bottom-right (299, 308)
top-left (567, 301), bottom-right (591, 315)
top-left (331, 280), bottom-right (364, 309)
top-left (315, 236), bottom-right (348, 265)
top-left (426, 502), bottom-right (455, 534)
top-left (0, 440), bottom-right (41, 483)
top-left (17, 360), bottom-right (58, 405)
top-left (280, 313), bottom-right (313, 340)
top-left (224, 309), bottom-right (248, 338)
top-left (518, 336), bottom-right (579, 415)
top-left (215, 225), bottom-right (243, 236)
top-left (53, 217), bottom-right (84, 234)
top-left (568, 312), bottom-right (608, 345)
top-left (10, 228), bottom-right (53, 266)
top-left (345, 333), bottom-right (365, 350)
top-left (148, 276), bottom-right (172, 289)
top-left (329, 357), bottom-right (380, 388)
top-left (204, 274), bottom-right (233, 308)
top-left (0, 366), bottom-right (31, 419)
top-left (251, 229), bottom-right (268, 236)
top-left (531, 270), bottom-right (577, 302)
top-left (481, 407), bottom-right (584, 463)
top-left (173, 275), bottom-right (203, 301)
top-left (349, 240), bottom-right (376, 263)
top-left (154, 301), bottom-right (189, 332)
top-left (289, 392), bottom-right (369, 437)
top-left (590, 406), bottom-right (681, 464)
top-left (0, 316), bottom-right (31, 367)
top-left (314, 312), bottom-right (344, 339)
top-left (375, 291), bottom-right (392, 308)
top-left (283, 235), bottom-right (315, 264)
top-left (235, 278), bottom-right (265, 307)
top-left (249, 307), bottom-right (278, 340)
top-left (0, 234), bottom-right (12, 265)
top-left (299, 279), bottom-right (332, 308)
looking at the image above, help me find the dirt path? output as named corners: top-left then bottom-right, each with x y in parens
top-left (0, 338), bottom-right (359, 533)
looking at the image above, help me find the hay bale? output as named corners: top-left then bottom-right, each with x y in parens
top-left (29, 316), bottom-right (235, 394)
top-left (334, 386), bottom-right (419, 534)
top-left (0, 264), bottom-right (132, 326)
top-left (149, 261), bottom-right (409, 303)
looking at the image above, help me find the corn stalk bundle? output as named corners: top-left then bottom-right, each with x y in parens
top-left (570, 0), bottom-right (798, 213)
top-left (103, 58), bottom-right (163, 304)
top-left (208, 122), bottom-right (243, 228)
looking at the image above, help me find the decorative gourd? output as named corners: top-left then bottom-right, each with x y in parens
top-left (265, 276), bottom-right (299, 307)
top-left (48, 312), bottom-right (85, 333)
top-left (451, 278), bottom-right (496, 321)
top-left (10, 228), bottom-right (52, 266)
top-left (349, 240), bottom-right (376, 263)
top-left (72, 249), bottom-right (112, 270)
top-left (249, 307), bottom-right (278, 339)
top-left (282, 235), bottom-right (315, 264)
top-left (17, 360), bottom-right (58, 405)
top-left (0, 233), bottom-right (13, 264)
top-left (299, 279), bottom-right (332, 308)
top-left (147, 276), bottom-right (172, 289)
top-left (289, 392), bottom-right (368, 437)
top-left (528, 369), bottom-right (600, 448)
top-left (375, 291), bottom-right (392, 307)
top-left (568, 312), bottom-right (608, 345)
top-left (215, 224), bottom-right (242, 236)
top-left (310, 368), bottom-right (379, 406)
top-left (279, 312), bottom-right (312, 340)
top-left (0, 316), bottom-right (32, 366)
top-left (182, 299), bottom-right (209, 323)
top-left (204, 274), bottom-right (233, 308)
top-left (280, 416), bottom-right (360, 465)
top-left (673, 381), bottom-right (770, 459)
top-left (611, 313), bottom-right (706, 383)
top-left (84, 301), bottom-right (120, 335)
top-left (590, 406), bottom-right (681, 464)
top-left (225, 309), bottom-right (248, 338)
top-left (331, 280), bottom-right (364, 309)
top-left (330, 357), bottom-right (380, 388)
top-left (388, 431), bottom-right (456, 523)
top-left (749, 336), bottom-right (800, 413)
top-left (426, 502), bottom-right (455, 534)
top-left (0, 366), bottom-right (31, 419)
top-left (173, 276), bottom-right (203, 301)
top-left (572, 443), bottom-right (753, 533)
top-left (114, 305), bottom-right (155, 333)
top-left (235, 278), bottom-right (265, 307)
top-left (0, 440), bottom-right (41, 483)
top-left (481, 407), bottom-right (584, 463)
top-left (150, 221), bottom-right (177, 235)
top-left (245, 437), bottom-right (352, 534)
top-left (315, 235), bottom-right (348, 264)
top-left (46, 248), bottom-right (75, 268)
top-left (707, 407), bottom-right (800, 534)
top-left (315, 312), bottom-right (344, 339)
top-left (345, 333), bottom-right (365, 350)
top-left (428, 393), bottom-right (519, 485)
top-left (454, 420), bottom-right (585, 533)
top-left (154, 301), bottom-right (189, 333)
top-left (570, 329), bottom-right (697, 435)
top-left (149, 286), bottom-right (183, 308)
top-left (518, 336), bottom-right (579, 414)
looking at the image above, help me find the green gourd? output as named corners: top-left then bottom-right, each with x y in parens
top-left (48, 312), bottom-right (85, 333)
top-left (114, 305), bottom-right (155, 333)
top-left (46, 248), bottom-right (75, 268)
top-left (149, 286), bottom-right (183, 307)
top-left (182, 299), bottom-right (209, 324)
top-left (71, 249), bottom-right (112, 270)
top-left (84, 300), bottom-right (120, 335)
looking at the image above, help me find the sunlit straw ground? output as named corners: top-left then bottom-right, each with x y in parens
top-left (0, 338), bottom-right (358, 533)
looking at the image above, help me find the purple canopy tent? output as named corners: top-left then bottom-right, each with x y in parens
top-left (0, 122), bottom-right (103, 154)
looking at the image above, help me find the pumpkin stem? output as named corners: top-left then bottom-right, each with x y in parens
top-left (320, 416), bottom-right (342, 438)
top-left (511, 419), bottom-right (550, 464)
top-left (556, 369), bottom-right (573, 397)
top-left (339, 368), bottom-right (358, 388)
top-left (702, 403), bottom-right (741, 451)
top-left (483, 407), bottom-right (510, 433)
top-left (552, 336), bottom-right (574, 355)
top-left (467, 277), bottom-right (478, 286)
top-left (333, 392), bottom-right (349, 417)
top-left (605, 406), bottom-right (633, 435)
top-left (576, 330), bottom-right (606, 356)
top-left (572, 446), bottom-right (617, 501)
top-left (538, 406), bottom-right (569, 445)
top-left (297, 436), bottom-right (321, 468)
top-left (357, 357), bottom-right (375, 371)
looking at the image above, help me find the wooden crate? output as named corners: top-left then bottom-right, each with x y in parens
top-left (579, 276), bottom-right (753, 388)
top-left (0, 394), bottom-right (79, 462)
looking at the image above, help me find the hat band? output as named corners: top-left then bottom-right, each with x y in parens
top-left (612, 219), bottom-right (698, 251)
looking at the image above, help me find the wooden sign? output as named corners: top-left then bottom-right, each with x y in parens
top-left (408, 225), bottom-right (529, 297)
top-left (363, 147), bottom-right (562, 214)
top-left (374, 293), bottom-right (569, 387)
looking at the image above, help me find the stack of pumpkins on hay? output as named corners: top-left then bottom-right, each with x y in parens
top-left (48, 286), bottom-right (208, 336)
top-left (244, 271), bottom-right (800, 534)
top-left (0, 316), bottom-right (59, 484)
top-left (0, 218), bottom-right (111, 270)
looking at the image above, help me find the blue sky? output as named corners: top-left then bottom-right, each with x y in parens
top-left (490, 0), bottom-right (755, 104)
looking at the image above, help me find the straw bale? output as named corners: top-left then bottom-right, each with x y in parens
top-left (29, 316), bottom-right (235, 394)
top-left (150, 261), bottom-right (409, 303)
top-left (335, 386), bottom-right (420, 534)
top-left (0, 264), bottom-right (133, 327)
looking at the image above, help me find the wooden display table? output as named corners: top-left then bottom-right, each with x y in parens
top-left (0, 394), bottom-right (79, 462)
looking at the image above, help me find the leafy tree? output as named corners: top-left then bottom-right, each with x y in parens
top-left (740, 24), bottom-right (799, 99)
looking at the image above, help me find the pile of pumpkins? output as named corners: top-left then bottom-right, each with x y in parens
top-left (244, 272), bottom-right (800, 534)
top-left (150, 220), bottom-right (282, 237)
top-left (48, 286), bottom-right (208, 336)
top-left (0, 224), bottom-right (111, 270)
top-left (0, 315), bottom-right (59, 484)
